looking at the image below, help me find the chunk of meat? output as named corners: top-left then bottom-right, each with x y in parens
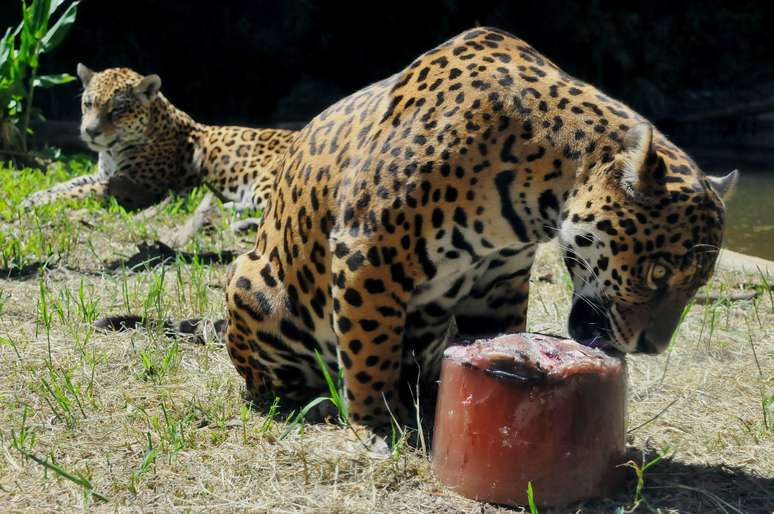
top-left (432, 333), bottom-right (627, 507)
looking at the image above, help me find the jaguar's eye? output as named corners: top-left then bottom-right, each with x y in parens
top-left (83, 100), bottom-right (93, 109)
top-left (648, 263), bottom-right (671, 289)
top-left (106, 104), bottom-right (124, 120)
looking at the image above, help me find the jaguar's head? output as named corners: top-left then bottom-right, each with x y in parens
top-left (560, 122), bottom-right (737, 354)
top-left (77, 64), bottom-right (161, 152)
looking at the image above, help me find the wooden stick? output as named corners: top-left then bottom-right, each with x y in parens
top-left (692, 290), bottom-right (760, 305)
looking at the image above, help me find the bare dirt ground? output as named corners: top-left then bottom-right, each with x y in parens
top-left (1, 164), bottom-right (772, 513)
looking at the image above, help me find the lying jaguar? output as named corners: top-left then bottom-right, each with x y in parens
top-left (22, 64), bottom-right (295, 216)
top-left (223, 27), bottom-right (736, 430)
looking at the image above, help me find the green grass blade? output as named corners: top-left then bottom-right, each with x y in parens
top-left (278, 396), bottom-right (331, 441)
top-left (12, 445), bottom-right (108, 502)
top-left (527, 481), bottom-right (539, 514)
top-left (314, 349), bottom-right (347, 424)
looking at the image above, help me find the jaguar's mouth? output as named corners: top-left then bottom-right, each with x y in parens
top-left (567, 296), bottom-right (615, 350)
top-left (83, 135), bottom-right (119, 151)
top-left (578, 336), bottom-right (609, 349)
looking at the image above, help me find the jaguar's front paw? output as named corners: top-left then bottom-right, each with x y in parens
top-left (19, 193), bottom-right (42, 210)
top-left (344, 423), bottom-right (392, 458)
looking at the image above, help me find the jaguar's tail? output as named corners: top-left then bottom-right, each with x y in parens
top-left (94, 315), bottom-right (227, 344)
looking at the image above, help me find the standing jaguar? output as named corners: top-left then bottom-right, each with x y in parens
top-left (22, 65), bottom-right (295, 215)
top-left (224, 27), bottom-right (736, 430)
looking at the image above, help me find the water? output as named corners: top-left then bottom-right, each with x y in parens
top-left (676, 115), bottom-right (774, 261)
top-left (723, 170), bottom-right (774, 260)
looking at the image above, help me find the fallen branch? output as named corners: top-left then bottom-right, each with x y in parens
top-left (692, 290), bottom-right (760, 305)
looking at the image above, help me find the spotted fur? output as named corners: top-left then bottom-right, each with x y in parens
top-left (225, 28), bottom-right (736, 429)
top-left (22, 65), bottom-right (295, 212)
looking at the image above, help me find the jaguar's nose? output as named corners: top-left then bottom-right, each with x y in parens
top-left (85, 127), bottom-right (101, 139)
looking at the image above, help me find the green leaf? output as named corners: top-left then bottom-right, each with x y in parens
top-left (31, 0), bottom-right (52, 37)
top-left (279, 396), bottom-right (332, 440)
top-left (19, 4), bottom-right (39, 68)
top-left (33, 72), bottom-right (74, 88)
top-left (49, 0), bottom-right (68, 15)
top-left (41, 1), bottom-right (78, 51)
top-left (527, 481), bottom-right (539, 514)
top-left (0, 27), bottom-right (13, 74)
top-left (12, 16), bottom-right (25, 39)
top-left (314, 349), bottom-right (347, 423)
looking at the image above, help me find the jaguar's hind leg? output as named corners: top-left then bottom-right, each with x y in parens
top-left (330, 238), bottom-right (413, 429)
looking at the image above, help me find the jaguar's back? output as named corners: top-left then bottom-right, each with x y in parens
top-left (222, 27), bottom-right (735, 429)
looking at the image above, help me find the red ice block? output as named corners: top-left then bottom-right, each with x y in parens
top-left (432, 333), bottom-right (627, 508)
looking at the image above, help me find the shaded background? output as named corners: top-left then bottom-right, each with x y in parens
top-left (1, 0), bottom-right (772, 127)
top-left (2, 0), bottom-right (773, 257)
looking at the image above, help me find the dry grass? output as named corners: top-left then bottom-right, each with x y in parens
top-left (1, 162), bottom-right (772, 513)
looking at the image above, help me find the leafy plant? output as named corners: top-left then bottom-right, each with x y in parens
top-left (38, 365), bottom-right (87, 429)
top-left (621, 446), bottom-right (672, 510)
top-left (137, 339), bottom-right (180, 383)
top-left (10, 404), bottom-right (36, 455)
top-left (0, 0), bottom-right (80, 156)
top-left (280, 350), bottom-right (349, 440)
top-left (129, 431), bottom-right (158, 492)
top-left (259, 397), bottom-right (281, 435)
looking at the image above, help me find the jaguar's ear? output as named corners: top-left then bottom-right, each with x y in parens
top-left (133, 74), bottom-right (162, 105)
top-left (619, 122), bottom-right (656, 195)
top-left (77, 63), bottom-right (94, 87)
top-left (706, 169), bottom-right (739, 202)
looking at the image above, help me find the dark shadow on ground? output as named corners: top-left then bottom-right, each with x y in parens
top-left (104, 241), bottom-right (238, 271)
top-left (0, 261), bottom-right (54, 280)
top-left (560, 450), bottom-right (774, 514)
top-left (0, 241), bottom-right (238, 281)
